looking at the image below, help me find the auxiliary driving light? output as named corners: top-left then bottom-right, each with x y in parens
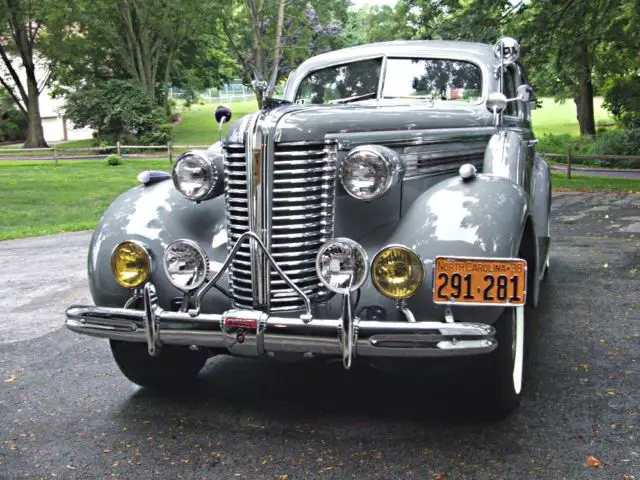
top-left (371, 245), bottom-right (424, 300)
top-left (316, 238), bottom-right (369, 294)
top-left (111, 241), bottom-right (152, 288)
top-left (163, 239), bottom-right (209, 292)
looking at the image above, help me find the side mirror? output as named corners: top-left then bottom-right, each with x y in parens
top-left (516, 84), bottom-right (535, 103)
top-left (493, 37), bottom-right (520, 65)
top-left (214, 105), bottom-right (232, 125)
top-left (214, 105), bottom-right (232, 143)
top-left (486, 92), bottom-right (508, 127)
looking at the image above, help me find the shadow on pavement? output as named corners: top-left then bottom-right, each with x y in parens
top-left (117, 280), bottom-right (553, 429)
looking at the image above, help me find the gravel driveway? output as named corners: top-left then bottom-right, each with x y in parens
top-left (1, 192), bottom-right (638, 479)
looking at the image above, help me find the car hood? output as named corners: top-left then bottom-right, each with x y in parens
top-left (226, 103), bottom-right (494, 145)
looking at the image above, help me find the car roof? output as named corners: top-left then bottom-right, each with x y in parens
top-left (296, 40), bottom-right (496, 72)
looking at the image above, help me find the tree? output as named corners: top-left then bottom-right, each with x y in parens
top-left (342, 3), bottom-right (419, 45)
top-left (51, 0), bottom-right (232, 109)
top-left (520, 0), bottom-right (634, 136)
top-left (0, 0), bottom-right (56, 147)
top-left (217, 0), bottom-right (348, 107)
top-left (405, 0), bottom-right (638, 137)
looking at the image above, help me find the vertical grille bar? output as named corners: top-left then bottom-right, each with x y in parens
top-left (224, 130), bottom-right (337, 312)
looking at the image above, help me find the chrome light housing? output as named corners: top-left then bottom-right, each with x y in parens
top-left (371, 245), bottom-right (424, 300)
top-left (340, 145), bottom-right (404, 201)
top-left (163, 239), bottom-right (209, 292)
top-left (172, 151), bottom-right (220, 202)
top-left (316, 238), bottom-right (369, 294)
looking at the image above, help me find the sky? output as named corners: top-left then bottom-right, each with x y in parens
top-left (350, 0), bottom-right (398, 8)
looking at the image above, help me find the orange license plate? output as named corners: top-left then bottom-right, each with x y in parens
top-left (433, 256), bottom-right (527, 305)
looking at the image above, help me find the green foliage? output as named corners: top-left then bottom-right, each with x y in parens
top-left (539, 130), bottom-right (640, 168)
top-left (0, 90), bottom-right (26, 142)
top-left (48, 0), bottom-right (234, 110)
top-left (105, 154), bottom-right (123, 167)
top-left (603, 76), bottom-right (640, 129)
top-left (64, 80), bottom-right (173, 145)
top-left (342, 3), bottom-right (418, 44)
top-left (218, 0), bottom-right (349, 104)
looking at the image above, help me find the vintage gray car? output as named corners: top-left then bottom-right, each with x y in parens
top-left (66, 37), bottom-right (551, 418)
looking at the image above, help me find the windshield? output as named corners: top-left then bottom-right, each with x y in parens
top-left (382, 58), bottom-right (482, 103)
top-left (295, 57), bottom-right (483, 105)
top-left (295, 58), bottom-right (382, 104)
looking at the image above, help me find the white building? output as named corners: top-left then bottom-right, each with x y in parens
top-left (39, 89), bottom-right (94, 143)
top-left (1, 52), bottom-right (94, 143)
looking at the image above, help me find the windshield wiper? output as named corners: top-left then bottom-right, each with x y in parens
top-left (331, 92), bottom-right (377, 104)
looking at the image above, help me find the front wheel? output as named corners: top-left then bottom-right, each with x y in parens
top-left (110, 340), bottom-right (208, 390)
top-left (482, 306), bottom-right (525, 419)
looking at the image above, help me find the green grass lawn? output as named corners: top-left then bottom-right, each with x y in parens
top-left (0, 159), bottom-right (170, 240)
top-left (532, 97), bottom-right (614, 137)
top-left (551, 172), bottom-right (640, 192)
top-left (173, 101), bottom-right (258, 145)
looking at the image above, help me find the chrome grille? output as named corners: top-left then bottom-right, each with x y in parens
top-left (224, 141), bottom-right (336, 311)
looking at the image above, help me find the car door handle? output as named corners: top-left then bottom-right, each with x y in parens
top-left (528, 139), bottom-right (539, 147)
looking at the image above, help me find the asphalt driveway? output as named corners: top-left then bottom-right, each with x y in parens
top-left (1, 192), bottom-right (638, 479)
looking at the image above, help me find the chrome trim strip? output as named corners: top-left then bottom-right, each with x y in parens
top-left (328, 127), bottom-right (494, 150)
top-left (376, 55), bottom-right (388, 100)
top-left (273, 150), bottom-right (326, 157)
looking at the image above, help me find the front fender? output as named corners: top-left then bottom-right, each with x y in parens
top-left (356, 174), bottom-right (530, 325)
top-left (88, 180), bottom-right (231, 312)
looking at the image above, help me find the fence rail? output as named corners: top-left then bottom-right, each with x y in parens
top-left (2, 144), bottom-right (639, 179)
top-left (539, 152), bottom-right (640, 178)
top-left (0, 142), bottom-right (211, 165)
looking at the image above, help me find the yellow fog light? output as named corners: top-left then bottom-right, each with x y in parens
top-left (371, 245), bottom-right (424, 300)
top-left (111, 241), bottom-right (151, 288)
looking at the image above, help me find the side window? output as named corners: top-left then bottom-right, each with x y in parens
top-left (503, 67), bottom-right (518, 117)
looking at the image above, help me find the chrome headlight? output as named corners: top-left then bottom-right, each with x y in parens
top-left (340, 145), bottom-right (404, 201)
top-left (316, 238), bottom-right (369, 294)
top-left (111, 241), bottom-right (152, 288)
top-left (163, 239), bottom-right (209, 292)
top-left (371, 245), bottom-right (424, 300)
top-left (172, 151), bottom-right (220, 202)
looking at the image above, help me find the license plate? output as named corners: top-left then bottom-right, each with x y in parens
top-left (433, 256), bottom-right (527, 306)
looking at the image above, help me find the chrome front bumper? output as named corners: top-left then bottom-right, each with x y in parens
top-left (65, 285), bottom-right (497, 367)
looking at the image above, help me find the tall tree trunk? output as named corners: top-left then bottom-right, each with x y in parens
top-left (24, 69), bottom-right (48, 148)
top-left (266, 0), bottom-right (286, 98)
top-left (254, 88), bottom-right (264, 109)
top-left (575, 43), bottom-right (596, 136)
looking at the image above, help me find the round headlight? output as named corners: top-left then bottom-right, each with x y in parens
top-left (316, 238), bottom-right (369, 294)
top-left (371, 245), bottom-right (424, 300)
top-left (163, 239), bottom-right (209, 292)
top-left (340, 145), bottom-right (401, 201)
top-left (111, 241), bottom-right (151, 288)
top-left (172, 151), bottom-right (219, 201)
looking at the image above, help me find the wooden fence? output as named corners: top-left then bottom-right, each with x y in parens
top-left (540, 152), bottom-right (640, 178)
top-left (2, 144), bottom-right (639, 179)
top-left (0, 142), bottom-right (211, 165)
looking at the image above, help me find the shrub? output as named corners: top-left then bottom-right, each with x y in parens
top-left (603, 76), bottom-right (640, 129)
top-left (106, 154), bottom-right (123, 166)
top-left (538, 130), bottom-right (640, 168)
top-left (64, 80), bottom-right (173, 145)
